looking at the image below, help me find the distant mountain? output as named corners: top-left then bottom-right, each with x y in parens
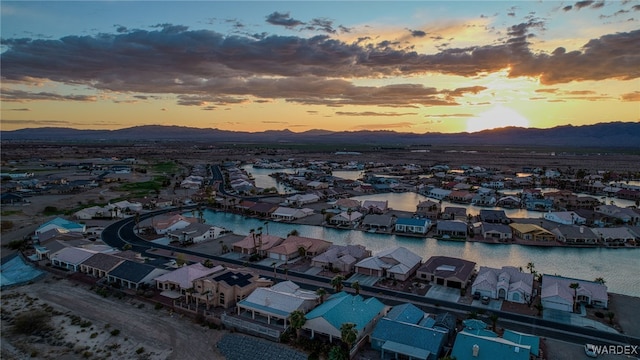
top-left (2, 122), bottom-right (639, 148)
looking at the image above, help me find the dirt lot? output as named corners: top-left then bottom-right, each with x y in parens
top-left (1, 274), bottom-right (227, 360)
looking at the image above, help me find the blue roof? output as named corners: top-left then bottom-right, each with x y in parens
top-left (304, 292), bottom-right (385, 332)
top-left (385, 303), bottom-right (424, 324)
top-left (38, 217), bottom-right (84, 231)
top-left (503, 330), bottom-right (540, 357)
top-left (371, 318), bottom-right (446, 356)
top-left (462, 319), bottom-right (488, 331)
top-left (395, 217), bottom-right (429, 227)
top-left (108, 260), bottom-right (157, 283)
top-left (451, 331), bottom-right (530, 360)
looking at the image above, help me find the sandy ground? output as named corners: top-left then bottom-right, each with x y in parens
top-left (1, 274), bottom-right (227, 360)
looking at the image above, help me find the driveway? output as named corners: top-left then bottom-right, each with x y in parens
top-left (425, 285), bottom-right (461, 303)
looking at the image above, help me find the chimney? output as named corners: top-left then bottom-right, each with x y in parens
top-left (472, 344), bottom-right (479, 357)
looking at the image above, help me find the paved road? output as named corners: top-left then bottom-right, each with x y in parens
top-left (102, 210), bottom-right (640, 351)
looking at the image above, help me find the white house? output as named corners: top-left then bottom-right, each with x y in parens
top-left (543, 211), bottom-right (586, 225)
top-left (167, 223), bottom-right (227, 244)
top-left (329, 211), bottom-right (363, 227)
top-left (355, 247), bottom-right (422, 281)
top-left (271, 207), bottom-right (313, 221)
top-left (426, 188), bottom-right (451, 200)
top-left (394, 217), bottom-right (431, 235)
top-left (541, 274), bottom-right (608, 312)
top-left (286, 193), bottom-right (320, 206)
top-left (472, 266), bottom-right (533, 304)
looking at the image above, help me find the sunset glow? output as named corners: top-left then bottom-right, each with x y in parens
top-left (1, 1), bottom-right (638, 133)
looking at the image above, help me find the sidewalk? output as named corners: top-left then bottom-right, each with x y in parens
top-left (543, 307), bottom-right (618, 334)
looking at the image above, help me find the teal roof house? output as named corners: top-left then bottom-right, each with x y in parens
top-left (451, 330), bottom-right (533, 360)
top-left (303, 291), bottom-right (388, 345)
top-left (35, 217), bottom-right (86, 238)
top-left (370, 303), bottom-right (447, 360)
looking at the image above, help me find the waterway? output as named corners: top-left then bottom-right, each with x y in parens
top-left (202, 209), bottom-right (640, 297)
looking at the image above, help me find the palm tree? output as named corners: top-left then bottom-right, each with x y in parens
top-left (340, 322), bottom-right (358, 351)
top-left (289, 310), bottom-right (306, 340)
top-left (526, 262), bottom-right (535, 274)
top-left (351, 281), bottom-right (361, 295)
top-left (297, 246), bottom-right (307, 259)
top-left (594, 277), bottom-right (606, 285)
top-left (249, 228), bottom-right (256, 254)
top-left (606, 311), bottom-right (615, 325)
top-left (271, 261), bottom-right (278, 280)
top-left (489, 313), bottom-right (499, 332)
top-left (569, 282), bottom-right (580, 312)
top-left (534, 303), bottom-right (544, 317)
top-left (331, 275), bottom-right (345, 293)
top-left (316, 288), bottom-right (327, 304)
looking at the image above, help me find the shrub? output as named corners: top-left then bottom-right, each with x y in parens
top-left (110, 329), bottom-right (120, 336)
top-left (136, 347), bottom-right (145, 354)
top-left (13, 310), bottom-right (52, 335)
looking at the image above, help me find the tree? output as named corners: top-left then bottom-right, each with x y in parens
top-left (316, 288), bottom-right (327, 304)
top-left (289, 310), bottom-right (306, 340)
top-left (489, 313), bottom-right (499, 332)
top-left (569, 282), bottom-right (580, 312)
top-left (606, 311), bottom-right (615, 325)
top-left (288, 229), bottom-right (299, 237)
top-left (297, 246), bottom-right (307, 259)
top-left (328, 345), bottom-right (347, 360)
top-left (526, 262), bottom-right (535, 274)
top-left (175, 253), bottom-right (187, 267)
top-left (594, 277), bottom-right (606, 285)
top-left (351, 281), bottom-right (361, 295)
top-left (340, 322), bottom-right (358, 350)
top-left (331, 275), bottom-right (345, 293)
top-left (534, 303), bottom-right (544, 317)
top-left (271, 261), bottom-right (278, 280)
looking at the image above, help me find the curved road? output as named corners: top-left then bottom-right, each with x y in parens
top-left (102, 208), bottom-right (640, 350)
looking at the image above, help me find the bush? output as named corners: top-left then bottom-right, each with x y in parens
top-left (155, 303), bottom-right (164, 310)
top-left (136, 347), bottom-right (145, 354)
top-left (13, 310), bottom-right (52, 336)
top-left (595, 311), bottom-right (604, 318)
top-left (110, 329), bottom-right (120, 336)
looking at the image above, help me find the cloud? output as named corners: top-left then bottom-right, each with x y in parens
top-left (563, 5), bottom-right (573, 11)
top-left (262, 120), bottom-right (288, 124)
top-left (334, 111), bottom-right (417, 117)
top-left (2, 108), bottom-right (31, 111)
top-left (350, 122), bottom-right (414, 130)
top-left (0, 89), bottom-right (97, 102)
top-left (621, 91), bottom-right (640, 101)
top-left (307, 18), bottom-right (336, 34)
top-left (0, 119), bottom-right (71, 125)
top-left (408, 29), bottom-right (427, 37)
top-left (574, 1), bottom-right (595, 10)
top-left (423, 113), bottom-right (473, 118)
top-left (535, 88), bottom-right (559, 93)
top-left (265, 12), bottom-right (304, 28)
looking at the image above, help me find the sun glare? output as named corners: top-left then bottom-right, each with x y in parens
top-left (466, 105), bottom-right (530, 133)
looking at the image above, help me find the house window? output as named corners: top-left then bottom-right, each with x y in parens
top-left (219, 293), bottom-right (225, 305)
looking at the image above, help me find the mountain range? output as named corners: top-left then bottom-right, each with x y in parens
top-left (2, 122), bottom-right (639, 148)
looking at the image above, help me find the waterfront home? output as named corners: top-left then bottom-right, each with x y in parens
top-left (451, 330), bottom-right (532, 360)
top-left (167, 222), bottom-right (226, 244)
top-left (303, 292), bottom-right (387, 346)
top-left (543, 211), bottom-right (586, 225)
top-left (481, 223), bottom-right (513, 241)
top-left (436, 220), bottom-right (468, 239)
top-left (271, 206), bottom-right (313, 221)
top-left (79, 253), bottom-right (125, 279)
top-left (268, 236), bottom-right (332, 261)
top-left (592, 227), bottom-right (638, 245)
top-left (107, 260), bottom-right (169, 290)
top-left (0, 192), bottom-right (27, 205)
top-left (50, 247), bottom-right (97, 271)
top-left (334, 198), bottom-right (361, 211)
top-left (370, 303), bottom-right (447, 360)
top-left (189, 268), bottom-right (272, 309)
top-left (154, 263), bottom-right (224, 295)
top-left (394, 217), bottom-right (431, 235)
top-left (354, 246), bottom-right (422, 281)
top-left (472, 266), bottom-right (533, 304)
top-left (449, 190), bottom-right (474, 204)
top-left (236, 280), bottom-right (318, 330)
top-left (495, 196), bottom-right (521, 209)
top-left (551, 225), bottom-right (598, 245)
top-left (525, 198), bottom-right (553, 211)
top-left (311, 244), bottom-right (371, 272)
top-left (509, 223), bottom-right (556, 242)
top-left (426, 187), bottom-right (451, 200)
top-left (362, 214), bottom-right (394, 231)
top-left (35, 217), bottom-right (86, 239)
top-left (329, 211), bottom-right (363, 227)
top-left (416, 256), bottom-right (476, 290)
top-left (306, 181), bottom-right (329, 190)
top-left (595, 204), bottom-right (640, 225)
top-left (472, 193), bottom-right (497, 207)
top-left (146, 214), bottom-right (198, 235)
top-left (286, 193), bottom-right (320, 207)
top-left (416, 200), bottom-right (440, 220)
top-left (361, 200), bottom-right (389, 214)
top-left (541, 274), bottom-right (608, 311)
top-left (232, 234), bottom-right (285, 256)
top-left (479, 210), bottom-right (511, 224)
top-left (249, 202), bottom-right (278, 218)
top-left (442, 207), bottom-right (467, 221)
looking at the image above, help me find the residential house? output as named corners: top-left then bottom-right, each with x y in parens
top-left (232, 234), bottom-right (285, 256)
top-left (472, 266), bottom-right (533, 304)
top-left (495, 196), bottom-right (521, 209)
top-left (441, 207), bottom-right (467, 221)
top-left (595, 205), bottom-right (639, 225)
top-left (592, 227), bottom-right (638, 245)
top-left (311, 244), bottom-right (371, 272)
top-left (361, 214), bottom-right (394, 231)
top-left (416, 200), bottom-right (440, 220)
top-left (362, 200), bottom-right (389, 214)
top-left (50, 247), bottom-right (97, 271)
top-left (551, 225), bottom-right (598, 245)
top-left (543, 211), bottom-right (586, 225)
top-left (74, 206), bottom-right (107, 220)
top-left (334, 198), bottom-right (361, 211)
top-left (329, 211), bottom-right (363, 227)
top-left (249, 202), bottom-right (278, 218)
top-left (268, 236), bottom-right (332, 261)
top-left (303, 292), bottom-right (387, 346)
top-left (35, 217), bottom-right (86, 239)
top-left (416, 256), bottom-right (476, 290)
top-left (436, 220), bottom-right (468, 239)
top-left (107, 260), bottom-right (169, 290)
top-left (394, 217), bottom-right (431, 235)
top-left (286, 193), bottom-right (320, 207)
top-left (541, 274), bottom-right (608, 311)
top-left (271, 207), bottom-right (313, 221)
top-left (425, 188), bottom-right (451, 200)
top-left (154, 263), bottom-right (224, 295)
top-left (236, 280), bottom-right (319, 330)
top-left (472, 193), bottom-right (497, 207)
top-left (189, 268), bottom-right (272, 309)
top-left (451, 330), bottom-right (532, 360)
top-left (149, 214), bottom-right (198, 235)
top-left (370, 303), bottom-right (447, 360)
top-left (307, 181), bottom-right (329, 190)
top-left (509, 223), bottom-right (556, 242)
top-left (502, 329), bottom-right (540, 358)
top-left (354, 246), bottom-right (422, 281)
top-left (449, 190), bottom-right (474, 204)
top-left (481, 223), bottom-right (513, 241)
top-left (79, 253), bottom-right (125, 279)
top-left (167, 222), bottom-right (226, 244)
top-left (479, 210), bottom-right (510, 224)
top-left (0, 192), bottom-right (27, 205)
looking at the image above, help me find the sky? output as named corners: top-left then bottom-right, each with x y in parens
top-left (1, 1), bottom-right (639, 134)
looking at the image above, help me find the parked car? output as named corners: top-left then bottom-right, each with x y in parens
top-left (584, 344), bottom-right (598, 358)
top-left (481, 296), bottom-right (490, 305)
top-left (473, 292), bottom-right (481, 300)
